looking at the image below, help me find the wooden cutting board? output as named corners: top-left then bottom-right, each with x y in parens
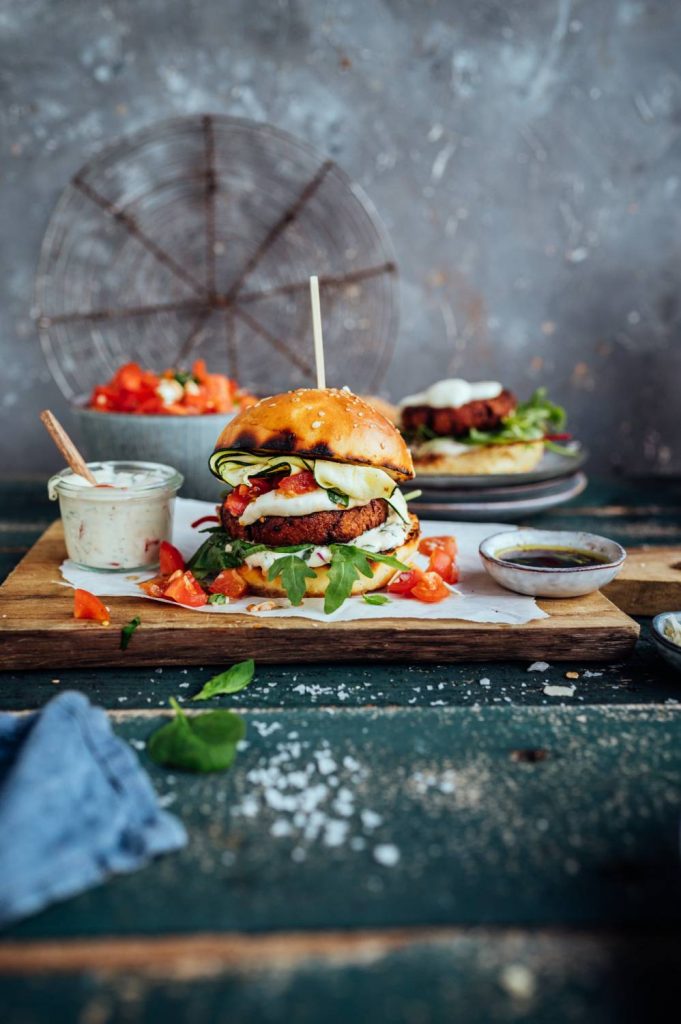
top-left (602, 546), bottom-right (681, 615)
top-left (0, 522), bottom-right (640, 669)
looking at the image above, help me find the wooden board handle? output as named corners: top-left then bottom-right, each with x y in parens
top-left (40, 410), bottom-right (97, 485)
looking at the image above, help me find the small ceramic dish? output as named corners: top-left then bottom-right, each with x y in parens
top-left (479, 528), bottom-right (626, 598)
top-left (651, 611), bottom-right (681, 674)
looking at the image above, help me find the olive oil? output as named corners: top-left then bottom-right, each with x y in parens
top-left (496, 545), bottom-right (608, 569)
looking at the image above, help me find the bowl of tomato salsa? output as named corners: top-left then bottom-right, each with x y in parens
top-left (71, 360), bottom-right (257, 501)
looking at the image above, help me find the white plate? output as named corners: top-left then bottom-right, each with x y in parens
top-left (412, 446), bottom-right (587, 491)
top-left (411, 472), bottom-right (588, 522)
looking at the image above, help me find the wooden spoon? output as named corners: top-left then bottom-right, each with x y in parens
top-left (40, 410), bottom-right (98, 486)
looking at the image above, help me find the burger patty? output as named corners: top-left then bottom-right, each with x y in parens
top-left (221, 497), bottom-right (389, 547)
top-left (402, 389), bottom-right (517, 438)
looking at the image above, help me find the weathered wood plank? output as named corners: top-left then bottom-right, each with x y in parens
top-left (0, 521), bottom-right (640, 668)
top-left (5, 929), bottom-right (681, 1024)
top-left (603, 545), bottom-right (681, 615)
top-left (3, 706), bottom-right (680, 941)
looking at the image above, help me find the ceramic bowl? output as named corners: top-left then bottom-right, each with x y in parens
top-left (71, 406), bottom-right (234, 502)
top-left (479, 528), bottom-right (626, 598)
top-left (651, 611), bottom-right (681, 674)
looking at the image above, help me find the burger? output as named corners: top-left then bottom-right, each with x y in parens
top-left (399, 378), bottom-right (569, 476)
top-left (188, 387), bottom-right (420, 613)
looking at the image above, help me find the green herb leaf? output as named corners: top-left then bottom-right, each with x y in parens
top-left (208, 593), bottom-right (227, 605)
top-left (363, 593), bottom-right (391, 606)
top-left (192, 659), bottom-right (255, 701)
top-left (187, 533), bottom-right (264, 577)
top-left (120, 616), bottom-right (141, 650)
top-left (267, 555), bottom-right (316, 606)
top-left (174, 370), bottom-right (198, 386)
top-left (147, 697), bottom-right (245, 773)
top-left (327, 488), bottom-right (350, 508)
top-left (464, 388), bottom-right (568, 447)
top-left (324, 545), bottom-right (408, 615)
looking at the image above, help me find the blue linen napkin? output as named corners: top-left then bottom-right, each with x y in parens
top-left (0, 691), bottom-right (187, 927)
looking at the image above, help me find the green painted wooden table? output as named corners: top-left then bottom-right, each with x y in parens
top-left (2, 478), bottom-right (681, 1023)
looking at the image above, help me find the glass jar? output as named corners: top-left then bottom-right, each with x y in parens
top-left (48, 461), bottom-right (183, 571)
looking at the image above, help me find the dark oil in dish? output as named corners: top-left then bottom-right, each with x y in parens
top-left (496, 546), bottom-right (609, 569)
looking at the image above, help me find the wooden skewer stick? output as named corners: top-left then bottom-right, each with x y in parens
top-left (40, 410), bottom-right (98, 485)
top-left (309, 275), bottom-right (326, 390)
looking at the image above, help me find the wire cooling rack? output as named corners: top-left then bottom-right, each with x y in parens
top-left (36, 115), bottom-right (397, 399)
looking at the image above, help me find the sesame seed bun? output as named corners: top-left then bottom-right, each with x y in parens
top-left (213, 387), bottom-right (414, 482)
top-left (413, 441), bottom-right (545, 476)
top-left (236, 515), bottom-right (420, 601)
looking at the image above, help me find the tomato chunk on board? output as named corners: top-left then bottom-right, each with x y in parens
top-left (73, 589), bottom-right (110, 625)
top-left (427, 548), bottom-right (459, 585)
top-left (209, 569), bottom-right (248, 599)
top-left (410, 571), bottom-right (450, 603)
top-left (418, 535), bottom-right (458, 559)
top-left (163, 571), bottom-right (208, 608)
top-left (159, 540), bottom-right (185, 575)
top-left (387, 567), bottom-right (425, 595)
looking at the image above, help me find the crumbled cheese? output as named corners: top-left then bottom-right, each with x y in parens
top-left (373, 843), bottom-right (401, 866)
top-left (527, 661), bottom-right (549, 672)
top-left (543, 683), bottom-right (576, 697)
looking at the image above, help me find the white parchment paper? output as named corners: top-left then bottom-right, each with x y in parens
top-left (59, 498), bottom-right (548, 625)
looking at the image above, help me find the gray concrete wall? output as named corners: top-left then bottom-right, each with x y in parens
top-left (1, 0), bottom-right (680, 476)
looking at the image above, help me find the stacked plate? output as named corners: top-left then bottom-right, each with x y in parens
top-left (410, 448), bottom-right (588, 522)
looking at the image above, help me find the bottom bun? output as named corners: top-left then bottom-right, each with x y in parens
top-left (414, 441), bottom-right (544, 476)
top-left (238, 514), bottom-right (421, 601)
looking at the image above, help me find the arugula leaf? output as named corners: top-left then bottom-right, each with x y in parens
top-left (120, 615), bottom-right (141, 650)
top-left (192, 659), bottom-right (255, 701)
top-left (208, 593), bottom-right (227, 605)
top-left (327, 488), bottom-right (350, 508)
top-left (465, 388), bottom-right (567, 447)
top-left (147, 698), bottom-right (245, 773)
top-left (267, 555), bottom-right (316, 606)
top-left (363, 593), bottom-right (391, 606)
top-left (324, 545), bottom-right (408, 614)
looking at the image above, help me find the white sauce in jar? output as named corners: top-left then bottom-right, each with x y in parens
top-left (48, 461), bottom-right (183, 571)
top-left (399, 378), bottom-right (503, 409)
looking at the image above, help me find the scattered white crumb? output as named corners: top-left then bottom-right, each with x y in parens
top-left (373, 843), bottom-right (401, 866)
top-left (500, 964), bottom-right (536, 1000)
top-left (361, 809), bottom-right (383, 830)
top-left (527, 661), bottom-right (549, 672)
top-left (129, 739), bottom-right (146, 751)
top-left (543, 684), bottom-right (576, 697)
top-left (479, 677), bottom-right (491, 686)
top-left (582, 670), bottom-right (603, 678)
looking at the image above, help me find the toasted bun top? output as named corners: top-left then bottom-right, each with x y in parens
top-left (213, 388), bottom-right (414, 481)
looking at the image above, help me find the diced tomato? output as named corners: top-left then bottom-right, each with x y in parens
top-left (418, 535), bottom-right (458, 558)
top-left (73, 588), bottom-right (110, 625)
top-left (209, 569), bottom-right (248, 599)
top-left (139, 576), bottom-right (166, 598)
top-left (387, 567), bottom-right (425, 595)
top-left (277, 469), bottom-right (317, 495)
top-left (226, 484), bottom-right (251, 517)
top-left (225, 476), bottom-right (275, 517)
top-left (163, 570), bottom-right (208, 607)
top-left (410, 571), bottom-right (450, 603)
top-left (191, 514), bottom-right (220, 529)
top-left (86, 360), bottom-right (254, 416)
top-left (427, 548), bottom-right (459, 585)
top-left (159, 540), bottom-right (185, 575)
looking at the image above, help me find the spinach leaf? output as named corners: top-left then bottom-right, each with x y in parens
top-left (363, 593), bottom-right (391, 606)
top-left (120, 615), bottom-right (141, 650)
top-left (147, 698), bottom-right (245, 773)
top-left (267, 554), bottom-right (316, 606)
top-left (187, 533), bottom-right (264, 576)
top-left (208, 593), bottom-right (227, 605)
top-left (325, 545), bottom-right (409, 614)
top-left (192, 659), bottom-right (255, 701)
